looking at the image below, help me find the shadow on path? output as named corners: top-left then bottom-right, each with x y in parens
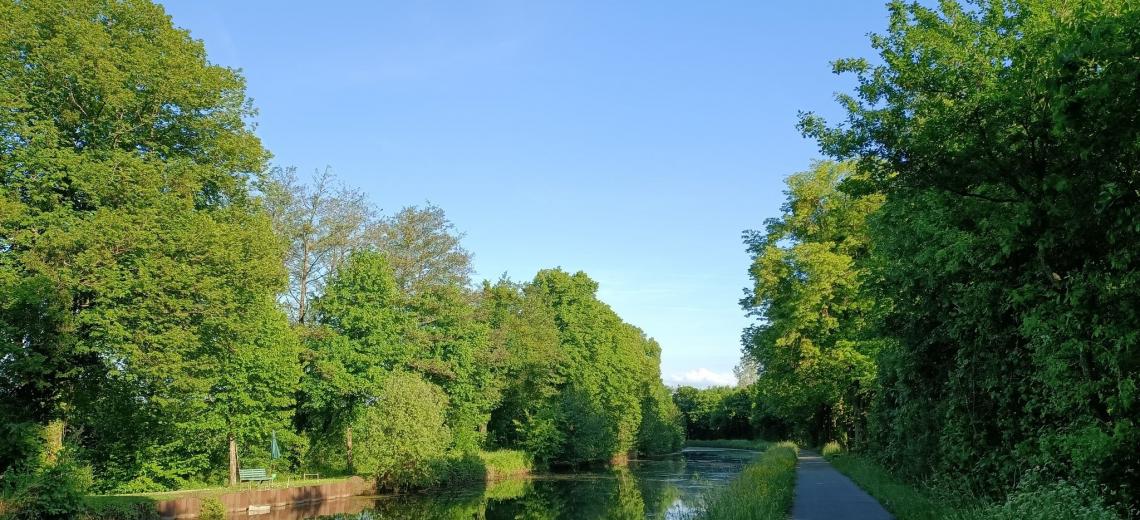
top-left (791, 450), bottom-right (893, 520)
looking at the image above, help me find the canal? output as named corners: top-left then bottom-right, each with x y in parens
top-left (228, 447), bottom-right (759, 519)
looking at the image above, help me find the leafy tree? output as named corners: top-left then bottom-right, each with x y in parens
top-left (259, 166), bottom-right (377, 323)
top-left (480, 278), bottom-right (566, 457)
top-left (374, 204), bottom-right (474, 295)
top-left (402, 283), bottom-right (494, 451)
top-left (740, 161), bottom-right (883, 445)
top-left (802, 0), bottom-right (1140, 505)
top-left (0, 0), bottom-right (298, 489)
top-left (301, 250), bottom-right (410, 471)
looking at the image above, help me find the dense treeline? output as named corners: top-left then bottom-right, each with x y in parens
top-left (739, 0), bottom-right (1140, 513)
top-left (671, 385), bottom-right (788, 441)
top-left (0, 0), bottom-right (681, 513)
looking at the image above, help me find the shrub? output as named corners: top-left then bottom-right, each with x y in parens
top-left (1, 456), bottom-right (92, 520)
top-left (821, 441), bottom-right (842, 458)
top-left (954, 480), bottom-right (1121, 520)
top-left (197, 498), bottom-right (225, 520)
top-left (353, 372), bottom-right (451, 491)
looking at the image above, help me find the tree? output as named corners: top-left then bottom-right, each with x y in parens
top-left (480, 277), bottom-right (566, 454)
top-left (0, 0), bottom-right (298, 490)
top-left (374, 204), bottom-right (474, 295)
top-left (301, 250), bottom-right (410, 471)
top-left (801, 0), bottom-right (1140, 504)
top-left (740, 161), bottom-right (883, 446)
top-left (259, 166), bottom-right (377, 323)
top-left (733, 357), bottom-right (759, 388)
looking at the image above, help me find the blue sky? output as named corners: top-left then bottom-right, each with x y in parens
top-left (160, 1), bottom-right (887, 387)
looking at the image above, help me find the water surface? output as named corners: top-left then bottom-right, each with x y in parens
top-left (286, 447), bottom-right (759, 520)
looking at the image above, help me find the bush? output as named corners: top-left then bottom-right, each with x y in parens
top-left (700, 442), bottom-right (797, 520)
top-left (1, 456), bottom-right (92, 520)
top-left (197, 498), bottom-right (225, 520)
top-left (821, 441), bottom-right (842, 458)
top-left (77, 497), bottom-right (158, 520)
top-left (955, 480), bottom-right (1121, 520)
top-left (353, 371), bottom-right (451, 491)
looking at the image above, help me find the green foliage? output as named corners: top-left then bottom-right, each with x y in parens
top-left (740, 161), bottom-right (883, 446)
top-left (637, 383), bottom-right (685, 455)
top-left (798, 0), bottom-right (1140, 508)
top-left (352, 371), bottom-right (451, 491)
top-left (685, 439), bottom-right (768, 451)
top-left (481, 270), bottom-right (678, 466)
top-left (0, 0), bottom-right (298, 493)
top-left (820, 441), bottom-right (842, 459)
top-left (699, 443), bottom-right (797, 520)
top-left (475, 450), bottom-right (532, 480)
top-left (962, 480), bottom-right (1121, 520)
top-left (0, 0), bottom-right (682, 498)
top-left (374, 204), bottom-right (474, 295)
top-left (673, 386), bottom-right (770, 440)
top-left (1, 453), bottom-right (92, 520)
top-left (196, 498), bottom-right (225, 520)
top-left (827, 451), bottom-right (1122, 520)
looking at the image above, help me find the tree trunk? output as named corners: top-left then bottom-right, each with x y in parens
top-left (298, 239), bottom-right (311, 324)
top-left (346, 426), bottom-right (354, 472)
top-left (228, 432), bottom-right (239, 487)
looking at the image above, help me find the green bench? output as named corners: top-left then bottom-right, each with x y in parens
top-left (238, 468), bottom-right (276, 488)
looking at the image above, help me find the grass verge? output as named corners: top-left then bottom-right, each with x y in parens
top-left (700, 441), bottom-right (797, 520)
top-left (823, 450), bottom-right (959, 520)
top-left (823, 447), bottom-right (1123, 520)
top-left (685, 439), bottom-right (770, 451)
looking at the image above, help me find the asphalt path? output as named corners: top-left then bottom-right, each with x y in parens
top-left (791, 450), bottom-right (893, 520)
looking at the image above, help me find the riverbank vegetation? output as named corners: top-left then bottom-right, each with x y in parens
top-left (699, 442), bottom-right (797, 520)
top-left (735, 0), bottom-right (1140, 516)
top-left (684, 439), bottom-right (768, 452)
top-left (821, 445), bottom-right (1120, 520)
top-left (0, 1), bottom-right (682, 517)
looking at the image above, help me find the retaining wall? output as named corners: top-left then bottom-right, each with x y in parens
top-left (155, 477), bottom-right (372, 519)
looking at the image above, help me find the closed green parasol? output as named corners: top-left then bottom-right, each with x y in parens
top-left (270, 430), bottom-right (281, 460)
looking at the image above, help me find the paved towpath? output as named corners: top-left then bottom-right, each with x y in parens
top-left (790, 450), bottom-right (893, 520)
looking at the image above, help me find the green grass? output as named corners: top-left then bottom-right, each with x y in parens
top-left (823, 451), bottom-right (961, 520)
top-left (700, 441), bottom-right (797, 520)
top-left (685, 439), bottom-right (770, 451)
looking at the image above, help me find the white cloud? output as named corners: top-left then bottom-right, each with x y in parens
top-left (667, 368), bottom-right (737, 388)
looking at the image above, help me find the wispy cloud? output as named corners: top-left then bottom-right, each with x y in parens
top-left (667, 368), bottom-right (736, 388)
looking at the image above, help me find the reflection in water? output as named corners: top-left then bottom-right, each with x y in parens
top-left (232, 448), bottom-right (757, 520)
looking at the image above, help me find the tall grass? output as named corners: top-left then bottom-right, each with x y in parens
top-left (700, 442), bottom-right (797, 520)
top-left (823, 447), bottom-right (1123, 520)
top-left (476, 450), bottom-right (531, 480)
top-left (685, 439), bottom-right (770, 451)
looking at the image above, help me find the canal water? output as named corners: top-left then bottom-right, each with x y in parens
top-left (271, 447), bottom-right (759, 520)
